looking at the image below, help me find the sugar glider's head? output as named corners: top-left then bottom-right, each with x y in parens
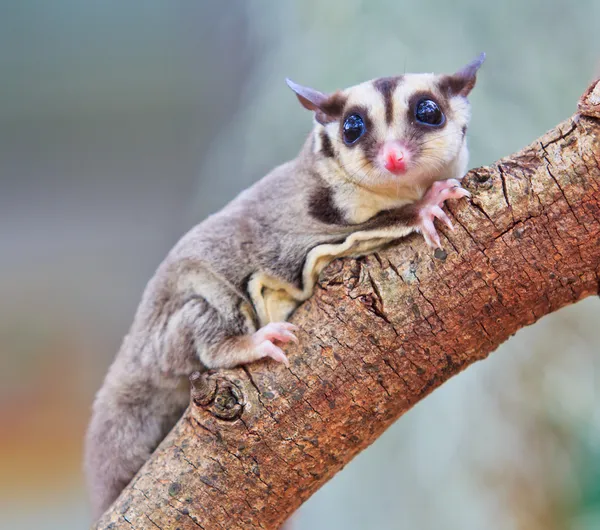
top-left (287, 53), bottom-right (484, 196)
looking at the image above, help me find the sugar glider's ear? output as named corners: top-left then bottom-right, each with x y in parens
top-left (442, 52), bottom-right (486, 97)
top-left (286, 78), bottom-right (345, 125)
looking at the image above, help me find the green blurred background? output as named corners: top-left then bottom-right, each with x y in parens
top-left (1, 1), bottom-right (600, 529)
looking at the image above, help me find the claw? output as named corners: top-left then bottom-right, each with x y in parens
top-left (253, 322), bottom-right (299, 346)
top-left (251, 322), bottom-right (298, 367)
top-left (420, 217), bottom-right (441, 248)
top-left (452, 186), bottom-right (471, 199)
top-left (431, 205), bottom-right (454, 231)
top-left (279, 330), bottom-right (299, 344)
top-left (417, 178), bottom-right (470, 249)
top-left (257, 340), bottom-right (289, 366)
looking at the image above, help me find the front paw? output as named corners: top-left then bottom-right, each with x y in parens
top-left (418, 179), bottom-right (470, 248)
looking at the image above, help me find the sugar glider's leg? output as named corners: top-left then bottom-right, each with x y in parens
top-left (161, 295), bottom-right (298, 370)
top-left (201, 321), bottom-right (299, 369)
top-left (86, 295), bottom-right (298, 518)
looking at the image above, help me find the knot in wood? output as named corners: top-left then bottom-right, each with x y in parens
top-left (434, 248), bottom-right (447, 261)
top-left (467, 168), bottom-right (494, 190)
top-left (189, 371), bottom-right (244, 421)
top-left (578, 79), bottom-right (600, 119)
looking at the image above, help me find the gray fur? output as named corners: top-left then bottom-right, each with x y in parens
top-left (85, 61), bottom-right (482, 519)
top-left (85, 142), bottom-right (354, 518)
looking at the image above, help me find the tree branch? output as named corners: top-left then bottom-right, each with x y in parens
top-left (95, 80), bottom-right (600, 530)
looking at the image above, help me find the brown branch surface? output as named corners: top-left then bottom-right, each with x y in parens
top-left (95, 81), bottom-right (600, 530)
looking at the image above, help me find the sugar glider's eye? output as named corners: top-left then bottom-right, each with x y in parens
top-left (342, 114), bottom-right (366, 145)
top-left (415, 99), bottom-right (445, 126)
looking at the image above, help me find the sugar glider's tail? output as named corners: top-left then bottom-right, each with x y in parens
top-left (84, 370), bottom-right (189, 520)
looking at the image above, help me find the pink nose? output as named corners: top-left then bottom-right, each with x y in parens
top-left (381, 143), bottom-right (407, 174)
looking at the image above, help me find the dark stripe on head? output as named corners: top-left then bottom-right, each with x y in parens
top-left (339, 104), bottom-right (378, 164)
top-left (340, 105), bottom-right (373, 149)
top-left (438, 74), bottom-right (476, 98)
top-left (373, 76), bottom-right (401, 125)
top-left (320, 130), bottom-right (335, 158)
top-left (315, 91), bottom-right (347, 124)
top-left (407, 90), bottom-right (448, 133)
top-left (308, 172), bottom-right (346, 225)
top-left (321, 92), bottom-right (347, 117)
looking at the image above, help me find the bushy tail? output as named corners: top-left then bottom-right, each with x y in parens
top-left (84, 376), bottom-right (189, 520)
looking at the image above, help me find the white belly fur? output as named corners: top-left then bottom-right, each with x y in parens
top-left (248, 225), bottom-right (416, 326)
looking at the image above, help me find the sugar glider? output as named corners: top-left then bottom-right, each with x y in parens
top-left (85, 53), bottom-right (485, 519)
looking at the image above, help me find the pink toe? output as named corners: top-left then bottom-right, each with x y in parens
top-left (259, 340), bottom-right (289, 366)
top-left (270, 330), bottom-right (298, 344)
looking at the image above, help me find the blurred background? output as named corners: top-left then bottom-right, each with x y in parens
top-left (1, 1), bottom-right (600, 529)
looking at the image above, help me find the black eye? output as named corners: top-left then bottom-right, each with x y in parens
top-left (342, 114), bottom-right (366, 145)
top-left (415, 99), bottom-right (444, 126)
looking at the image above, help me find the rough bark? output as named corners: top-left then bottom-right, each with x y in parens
top-left (95, 80), bottom-right (600, 530)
